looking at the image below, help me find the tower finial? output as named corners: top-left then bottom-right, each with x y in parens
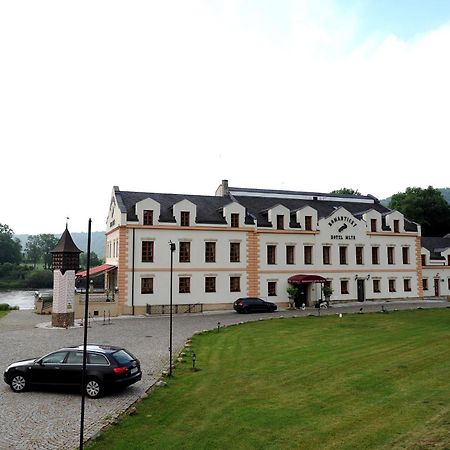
top-left (66, 217), bottom-right (70, 229)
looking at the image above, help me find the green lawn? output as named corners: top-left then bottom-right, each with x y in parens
top-left (0, 311), bottom-right (7, 319)
top-left (88, 309), bottom-right (450, 450)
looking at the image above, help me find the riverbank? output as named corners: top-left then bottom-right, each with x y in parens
top-left (0, 289), bottom-right (52, 310)
top-left (0, 264), bottom-right (53, 290)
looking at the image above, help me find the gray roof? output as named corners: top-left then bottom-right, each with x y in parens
top-left (114, 186), bottom-right (418, 232)
top-left (118, 190), bottom-right (233, 225)
top-left (421, 236), bottom-right (450, 260)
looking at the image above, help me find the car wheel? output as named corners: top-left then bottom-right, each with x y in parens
top-left (85, 378), bottom-right (103, 399)
top-left (10, 373), bottom-right (27, 393)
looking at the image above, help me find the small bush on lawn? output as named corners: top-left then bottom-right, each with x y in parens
top-left (0, 303), bottom-right (18, 311)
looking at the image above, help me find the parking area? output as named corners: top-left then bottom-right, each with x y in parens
top-left (0, 299), bottom-right (448, 449)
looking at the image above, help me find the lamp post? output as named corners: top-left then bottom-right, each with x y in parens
top-left (80, 218), bottom-right (92, 450)
top-left (169, 241), bottom-right (176, 377)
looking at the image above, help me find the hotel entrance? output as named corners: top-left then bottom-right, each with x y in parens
top-left (288, 274), bottom-right (327, 307)
top-left (295, 284), bottom-right (308, 308)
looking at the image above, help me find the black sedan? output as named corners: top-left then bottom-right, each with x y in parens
top-left (233, 297), bottom-right (277, 314)
top-left (3, 344), bottom-right (142, 398)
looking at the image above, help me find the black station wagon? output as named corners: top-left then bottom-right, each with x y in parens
top-left (233, 297), bottom-right (277, 314)
top-left (3, 344), bottom-right (141, 398)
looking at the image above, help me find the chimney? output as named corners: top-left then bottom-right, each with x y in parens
top-left (215, 179), bottom-right (229, 196)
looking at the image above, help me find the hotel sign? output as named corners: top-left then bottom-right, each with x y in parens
top-left (329, 216), bottom-right (357, 240)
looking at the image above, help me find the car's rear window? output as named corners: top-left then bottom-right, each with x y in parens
top-left (112, 349), bottom-right (135, 364)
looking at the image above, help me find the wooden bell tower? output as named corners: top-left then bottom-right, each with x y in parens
top-left (50, 226), bottom-right (81, 327)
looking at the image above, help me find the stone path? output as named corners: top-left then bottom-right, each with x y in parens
top-left (0, 299), bottom-right (448, 449)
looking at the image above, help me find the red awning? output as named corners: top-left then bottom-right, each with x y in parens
top-left (76, 264), bottom-right (117, 279)
top-left (288, 274), bottom-right (327, 284)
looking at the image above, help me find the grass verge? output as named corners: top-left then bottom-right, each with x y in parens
top-left (87, 309), bottom-right (450, 450)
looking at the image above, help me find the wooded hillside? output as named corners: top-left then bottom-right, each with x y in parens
top-left (15, 231), bottom-right (106, 258)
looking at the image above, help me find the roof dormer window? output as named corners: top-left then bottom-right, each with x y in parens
top-left (393, 219), bottom-right (399, 233)
top-left (181, 211), bottom-right (190, 227)
top-left (305, 215), bottom-right (312, 230)
top-left (231, 213), bottom-right (239, 228)
top-left (371, 219), bottom-right (377, 232)
top-left (276, 215), bottom-right (284, 230)
top-left (143, 210), bottom-right (153, 226)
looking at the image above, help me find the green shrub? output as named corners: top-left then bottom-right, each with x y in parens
top-left (0, 303), bottom-right (14, 311)
top-left (25, 270), bottom-right (53, 288)
top-left (0, 263), bottom-right (36, 288)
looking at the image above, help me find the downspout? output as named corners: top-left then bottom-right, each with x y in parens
top-left (131, 228), bottom-right (135, 315)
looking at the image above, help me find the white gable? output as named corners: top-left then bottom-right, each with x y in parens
top-left (267, 204), bottom-right (290, 229)
top-left (385, 210), bottom-right (405, 233)
top-left (135, 197), bottom-right (161, 225)
top-left (320, 207), bottom-right (366, 240)
top-left (363, 209), bottom-right (382, 232)
top-left (295, 206), bottom-right (318, 230)
top-left (223, 202), bottom-right (246, 227)
top-left (173, 199), bottom-right (197, 226)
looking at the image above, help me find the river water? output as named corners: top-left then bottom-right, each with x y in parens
top-left (0, 289), bottom-right (53, 310)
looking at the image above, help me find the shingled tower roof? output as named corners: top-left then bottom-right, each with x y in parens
top-left (50, 227), bottom-right (82, 254)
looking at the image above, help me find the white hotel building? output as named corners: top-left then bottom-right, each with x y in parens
top-left (103, 180), bottom-right (450, 315)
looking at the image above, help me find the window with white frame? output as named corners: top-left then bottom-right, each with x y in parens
top-left (141, 277), bottom-right (153, 294)
top-left (268, 281), bottom-right (277, 296)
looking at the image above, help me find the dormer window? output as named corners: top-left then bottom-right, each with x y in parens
top-left (181, 211), bottom-right (190, 227)
top-left (231, 213), bottom-right (239, 228)
top-left (276, 215), bottom-right (284, 230)
top-left (143, 210), bottom-right (153, 226)
top-left (370, 219), bottom-right (377, 232)
top-left (393, 219), bottom-right (399, 233)
top-left (305, 216), bottom-right (312, 230)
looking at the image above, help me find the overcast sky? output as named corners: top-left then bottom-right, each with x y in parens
top-left (1, 0), bottom-right (450, 235)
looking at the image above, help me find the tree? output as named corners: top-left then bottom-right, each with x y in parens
top-left (389, 186), bottom-right (450, 237)
top-left (23, 234), bottom-right (59, 269)
top-left (0, 224), bottom-right (22, 264)
top-left (79, 251), bottom-right (103, 270)
top-left (331, 188), bottom-right (361, 195)
top-left (38, 234), bottom-right (59, 269)
top-left (25, 235), bottom-right (43, 268)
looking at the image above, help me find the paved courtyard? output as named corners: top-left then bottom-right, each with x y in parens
top-left (0, 299), bottom-right (448, 450)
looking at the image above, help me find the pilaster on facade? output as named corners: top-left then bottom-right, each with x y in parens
top-left (117, 226), bottom-right (129, 307)
top-left (246, 231), bottom-right (260, 296)
top-left (415, 236), bottom-right (424, 297)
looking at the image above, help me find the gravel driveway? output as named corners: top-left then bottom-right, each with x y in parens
top-left (0, 299), bottom-right (447, 450)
